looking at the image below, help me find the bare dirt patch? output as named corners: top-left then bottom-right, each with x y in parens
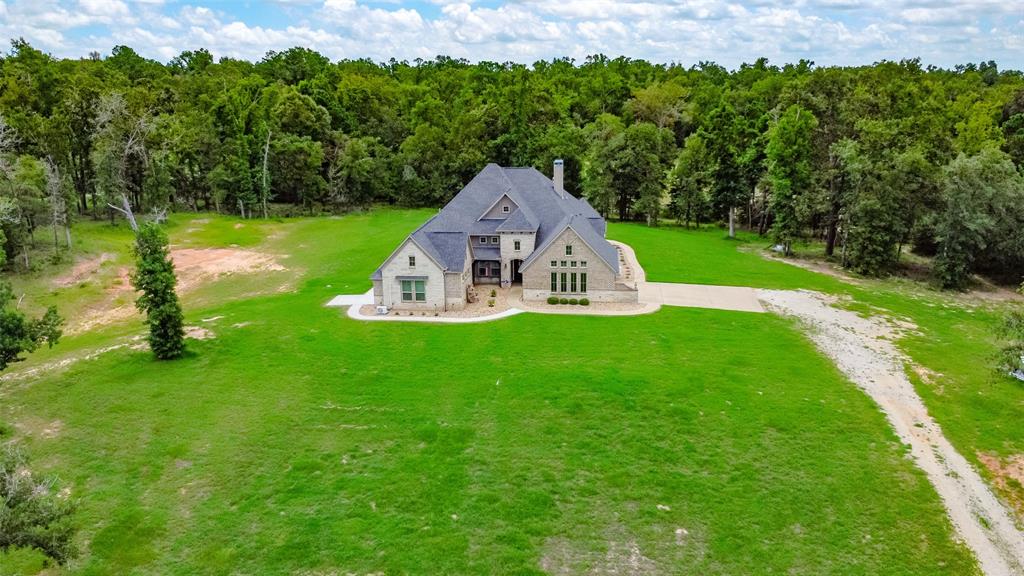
top-left (755, 249), bottom-right (865, 285)
top-left (184, 326), bottom-right (215, 340)
top-left (979, 452), bottom-right (1024, 517)
top-left (53, 253), bottom-right (116, 287)
top-left (759, 289), bottom-right (1024, 576)
top-left (170, 248), bottom-right (285, 292)
top-left (64, 248), bottom-right (286, 334)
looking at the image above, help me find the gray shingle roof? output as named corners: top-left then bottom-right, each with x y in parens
top-left (495, 208), bottom-right (537, 232)
top-left (372, 164), bottom-right (616, 279)
top-left (471, 246), bottom-right (500, 261)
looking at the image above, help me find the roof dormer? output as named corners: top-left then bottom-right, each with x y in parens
top-left (479, 193), bottom-right (519, 220)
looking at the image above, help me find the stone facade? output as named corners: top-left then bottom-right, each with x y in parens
top-left (499, 232), bottom-right (536, 283)
top-left (521, 227), bottom-right (637, 303)
top-left (377, 239), bottom-right (446, 310)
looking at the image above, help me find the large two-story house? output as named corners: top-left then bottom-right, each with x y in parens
top-left (371, 161), bottom-right (638, 311)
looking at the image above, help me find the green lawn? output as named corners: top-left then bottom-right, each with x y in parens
top-left (0, 210), bottom-right (995, 574)
top-left (609, 220), bottom-right (1024, 511)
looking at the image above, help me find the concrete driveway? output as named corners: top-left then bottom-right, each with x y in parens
top-left (639, 282), bottom-right (764, 313)
top-left (609, 239), bottom-right (764, 313)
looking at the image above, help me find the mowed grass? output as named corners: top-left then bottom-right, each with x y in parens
top-left (607, 223), bottom-right (847, 292)
top-left (1, 211), bottom-right (981, 574)
top-left (610, 220), bottom-right (1024, 505)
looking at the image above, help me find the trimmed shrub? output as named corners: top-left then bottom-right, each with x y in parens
top-left (490, 289), bottom-right (496, 297)
top-left (487, 299), bottom-right (495, 307)
top-left (547, 296), bottom-right (559, 305)
top-left (579, 298), bottom-right (590, 306)
top-left (568, 298), bottom-right (578, 305)
top-left (559, 298), bottom-right (569, 304)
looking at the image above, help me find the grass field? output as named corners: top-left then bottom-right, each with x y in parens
top-left (608, 222), bottom-right (1024, 502)
top-left (4, 209), bottom-right (1019, 574)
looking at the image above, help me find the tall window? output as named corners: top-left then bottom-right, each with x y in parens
top-left (408, 255), bottom-right (416, 267)
top-left (401, 280), bottom-right (425, 302)
top-left (550, 272), bottom-right (557, 292)
top-left (514, 240), bottom-right (521, 251)
top-left (581, 273), bottom-right (587, 293)
top-left (565, 245), bottom-right (573, 256)
top-left (560, 272), bottom-right (567, 293)
top-left (570, 273), bottom-right (577, 292)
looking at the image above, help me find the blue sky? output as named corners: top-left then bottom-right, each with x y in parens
top-left (0, 0), bottom-right (1021, 69)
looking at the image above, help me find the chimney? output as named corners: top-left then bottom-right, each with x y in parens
top-left (553, 159), bottom-right (565, 198)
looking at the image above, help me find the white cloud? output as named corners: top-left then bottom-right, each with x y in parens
top-left (0, 0), bottom-right (1018, 69)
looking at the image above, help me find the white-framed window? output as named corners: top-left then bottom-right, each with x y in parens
top-left (570, 272), bottom-right (577, 292)
top-left (550, 272), bottom-right (557, 292)
top-left (560, 260), bottom-right (567, 267)
top-left (570, 261), bottom-right (577, 268)
top-left (502, 205), bottom-right (510, 213)
top-left (491, 236), bottom-right (499, 244)
top-left (581, 261), bottom-right (587, 268)
top-left (401, 280), bottom-right (426, 302)
top-left (560, 272), bottom-right (568, 292)
top-left (408, 255), bottom-right (416, 267)
top-left (514, 240), bottom-right (521, 251)
top-left (550, 260), bottom-right (557, 267)
top-left (565, 245), bottom-right (573, 256)
top-left (481, 236), bottom-right (488, 244)
top-left (581, 273), bottom-right (587, 293)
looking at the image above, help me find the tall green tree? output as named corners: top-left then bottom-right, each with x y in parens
top-left (766, 105), bottom-right (817, 254)
top-left (132, 222), bottom-right (185, 360)
top-left (934, 148), bottom-right (1024, 289)
top-left (666, 132), bottom-right (713, 228)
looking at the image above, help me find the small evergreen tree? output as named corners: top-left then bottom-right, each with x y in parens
top-left (132, 222), bottom-right (184, 359)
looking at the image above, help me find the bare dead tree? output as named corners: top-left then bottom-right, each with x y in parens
top-left (148, 206), bottom-right (168, 225)
top-left (108, 193), bottom-right (138, 232)
top-left (45, 157), bottom-right (72, 251)
top-left (94, 93), bottom-right (153, 216)
top-left (261, 130), bottom-right (271, 219)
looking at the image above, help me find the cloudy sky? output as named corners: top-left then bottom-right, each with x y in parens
top-left (0, 0), bottom-right (1021, 69)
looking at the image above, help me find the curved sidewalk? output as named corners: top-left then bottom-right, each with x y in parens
top-left (326, 291), bottom-right (527, 323)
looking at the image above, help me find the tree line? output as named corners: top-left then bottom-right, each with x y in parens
top-left (1, 40), bottom-right (1023, 288)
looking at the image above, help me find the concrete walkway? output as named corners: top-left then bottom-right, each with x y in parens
top-left (326, 290), bottom-right (527, 323)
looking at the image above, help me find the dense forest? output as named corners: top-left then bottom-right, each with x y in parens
top-left (1, 40), bottom-right (1023, 288)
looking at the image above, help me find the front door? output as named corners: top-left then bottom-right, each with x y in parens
top-left (511, 259), bottom-right (523, 283)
